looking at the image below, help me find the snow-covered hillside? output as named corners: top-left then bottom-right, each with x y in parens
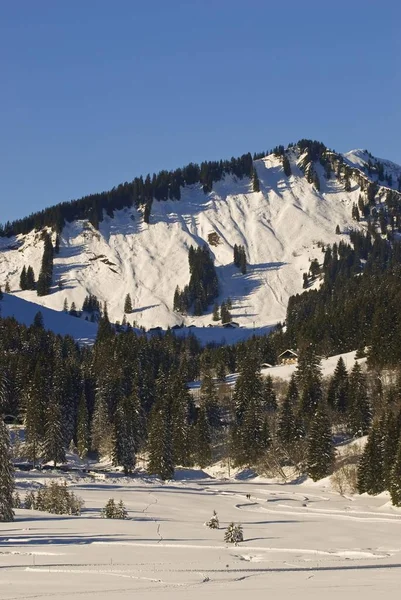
top-left (1, 146), bottom-right (400, 333)
top-left (0, 293), bottom-right (97, 345)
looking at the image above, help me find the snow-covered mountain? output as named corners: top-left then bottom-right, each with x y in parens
top-left (1, 145), bottom-right (400, 334)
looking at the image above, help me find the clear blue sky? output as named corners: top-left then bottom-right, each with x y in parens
top-left (1, 0), bottom-right (400, 223)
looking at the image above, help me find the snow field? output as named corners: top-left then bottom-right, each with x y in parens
top-left (1, 469), bottom-right (401, 599)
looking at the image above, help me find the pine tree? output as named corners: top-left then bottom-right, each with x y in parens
top-left (212, 302), bottom-right (220, 321)
top-left (252, 168), bottom-right (260, 192)
top-left (26, 266), bottom-right (36, 290)
top-left (296, 346), bottom-right (323, 421)
top-left (0, 418), bottom-right (14, 522)
top-left (101, 498), bottom-right (117, 518)
top-left (20, 266), bottom-right (27, 290)
top-left (357, 419), bottom-right (385, 495)
top-left (24, 361), bottom-right (46, 467)
top-left (263, 375), bottom-right (277, 412)
top-left (63, 298), bottom-right (69, 313)
top-left (277, 374), bottom-right (299, 447)
top-left (195, 404), bottom-right (212, 468)
top-left (389, 438), bottom-right (401, 506)
top-left (200, 371), bottom-right (220, 428)
top-left (124, 293), bottom-right (133, 314)
top-left (205, 510), bottom-right (219, 529)
top-left (283, 155), bottom-right (292, 177)
top-left (116, 499), bottom-right (128, 519)
top-left (348, 363), bottom-right (371, 437)
top-left (37, 233), bottom-right (53, 296)
top-left (224, 522), bottom-right (243, 545)
top-left (327, 357), bottom-right (349, 413)
top-left (43, 399), bottom-right (66, 467)
top-left (306, 405), bottom-right (335, 481)
top-left (335, 224), bottom-right (341, 234)
top-left (147, 375), bottom-right (174, 480)
top-left (91, 392), bottom-right (112, 456)
top-left (76, 392), bottom-right (89, 459)
top-left (112, 394), bottom-right (138, 475)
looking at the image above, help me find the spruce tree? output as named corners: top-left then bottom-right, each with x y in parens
top-left (297, 346), bottom-right (323, 421)
top-left (76, 392), bottom-right (89, 459)
top-left (0, 419), bottom-right (14, 522)
top-left (327, 357), bottom-right (349, 413)
top-left (43, 399), bottom-right (66, 467)
top-left (26, 266), bottom-right (36, 290)
top-left (200, 371), bottom-right (220, 428)
top-left (278, 374), bottom-right (299, 447)
top-left (348, 363), bottom-right (371, 436)
top-left (306, 405), bottom-right (335, 481)
top-left (389, 438), bottom-right (401, 506)
top-left (212, 302), bottom-right (220, 321)
top-left (195, 404), bottom-right (212, 468)
top-left (147, 375), bottom-right (174, 480)
top-left (357, 419), bottom-right (385, 495)
top-left (124, 293), bottom-right (133, 314)
top-left (283, 155), bottom-right (292, 177)
top-left (20, 266), bottom-right (27, 290)
top-left (37, 233), bottom-right (54, 296)
top-left (91, 392), bottom-right (112, 456)
top-left (263, 375), bottom-right (277, 412)
top-left (24, 361), bottom-right (46, 466)
top-left (252, 168), bottom-right (260, 192)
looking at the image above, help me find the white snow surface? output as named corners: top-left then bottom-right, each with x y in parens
top-left (3, 468), bottom-right (401, 599)
top-left (0, 292), bottom-right (97, 345)
top-left (1, 148), bottom-right (386, 338)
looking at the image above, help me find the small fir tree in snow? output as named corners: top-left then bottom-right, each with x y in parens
top-left (116, 500), bottom-right (128, 519)
top-left (12, 491), bottom-right (21, 509)
top-left (224, 522), bottom-right (243, 545)
top-left (101, 498), bottom-right (128, 518)
top-left (205, 510), bottom-right (219, 529)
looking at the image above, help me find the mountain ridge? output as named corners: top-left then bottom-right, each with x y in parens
top-left (1, 142), bottom-right (400, 334)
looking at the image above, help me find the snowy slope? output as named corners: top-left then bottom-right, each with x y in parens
top-left (0, 293), bottom-right (97, 345)
top-left (0, 146), bottom-right (398, 333)
top-left (3, 468), bottom-right (401, 599)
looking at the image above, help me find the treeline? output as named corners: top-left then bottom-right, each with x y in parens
top-left (0, 153), bottom-right (256, 236)
top-left (0, 304), bottom-right (277, 472)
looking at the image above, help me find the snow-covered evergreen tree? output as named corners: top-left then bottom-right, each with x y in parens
top-left (0, 418), bottom-right (14, 522)
top-left (224, 522), bottom-right (243, 545)
top-left (205, 510), bottom-right (219, 529)
top-left (116, 499), bottom-right (128, 519)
